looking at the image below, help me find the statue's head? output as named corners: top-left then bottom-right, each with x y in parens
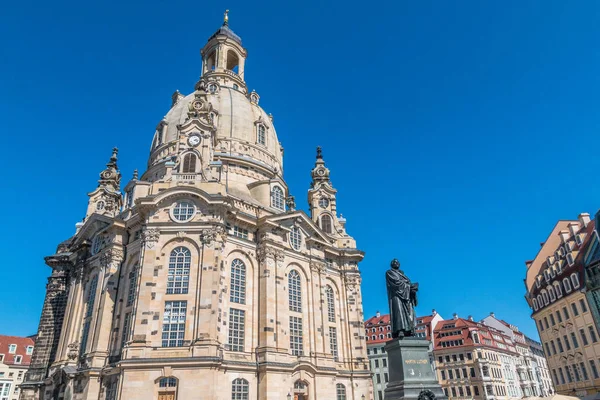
top-left (390, 259), bottom-right (400, 270)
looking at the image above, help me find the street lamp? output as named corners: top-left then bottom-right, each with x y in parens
top-left (361, 395), bottom-right (366, 400)
top-left (287, 392), bottom-right (292, 400)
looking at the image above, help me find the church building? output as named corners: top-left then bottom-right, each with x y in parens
top-left (20, 12), bottom-right (371, 400)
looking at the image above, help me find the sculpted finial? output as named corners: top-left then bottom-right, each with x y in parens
top-left (316, 146), bottom-right (322, 160)
top-left (224, 9), bottom-right (229, 26)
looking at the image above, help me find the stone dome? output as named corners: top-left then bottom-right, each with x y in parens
top-left (148, 86), bottom-right (282, 175)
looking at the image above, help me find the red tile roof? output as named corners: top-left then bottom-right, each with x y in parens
top-left (432, 317), bottom-right (518, 355)
top-left (0, 335), bottom-right (35, 366)
top-left (364, 314), bottom-right (437, 344)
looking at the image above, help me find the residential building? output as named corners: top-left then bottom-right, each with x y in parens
top-left (20, 12), bottom-right (371, 400)
top-left (584, 212), bottom-right (600, 331)
top-left (524, 213), bottom-right (600, 396)
top-left (481, 313), bottom-right (554, 396)
top-left (365, 311), bottom-right (444, 399)
top-left (433, 315), bottom-right (525, 400)
top-left (0, 335), bottom-right (35, 400)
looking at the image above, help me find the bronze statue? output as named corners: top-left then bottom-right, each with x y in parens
top-left (386, 259), bottom-right (419, 338)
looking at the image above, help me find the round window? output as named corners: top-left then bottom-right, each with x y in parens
top-left (319, 198), bottom-right (329, 209)
top-left (172, 201), bottom-right (196, 222)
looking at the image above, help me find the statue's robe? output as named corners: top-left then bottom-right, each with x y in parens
top-left (386, 268), bottom-right (416, 337)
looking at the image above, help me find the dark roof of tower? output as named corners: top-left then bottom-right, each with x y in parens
top-left (208, 23), bottom-right (242, 45)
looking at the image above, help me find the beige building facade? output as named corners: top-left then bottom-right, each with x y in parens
top-left (20, 13), bottom-right (371, 400)
top-left (524, 214), bottom-right (600, 396)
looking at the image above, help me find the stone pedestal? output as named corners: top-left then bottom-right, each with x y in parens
top-left (384, 338), bottom-right (447, 400)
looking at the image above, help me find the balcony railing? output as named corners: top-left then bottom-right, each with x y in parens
top-left (173, 173), bottom-right (201, 181)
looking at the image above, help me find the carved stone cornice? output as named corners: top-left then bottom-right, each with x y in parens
top-left (257, 245), bottom-right (285, 265)
top-left (141, 227), bottom-right (160, 249)
top-left (309, 260), bottom-right (326, 274)
top-left (200, 225), bottom-right (227, 247)
top-left (100, 247), bottom-right (125, 271)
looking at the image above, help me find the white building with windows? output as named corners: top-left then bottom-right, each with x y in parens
top-left (20, 12), bottom-right (371, 400)
top-left (0, 335), bottom-right (35, 400)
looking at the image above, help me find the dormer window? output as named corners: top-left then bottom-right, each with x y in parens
top-left (14, 355), bottom-right (22, 364)
top-left (290, 227), bottom-right (302, 251)
top-left (8, 345), bottom-right (16, 354)
top-left (271, 186), bottom-right (284, 210)
top-left (26, 346), bottom-right (33, 355)
top-left (571, 273), bottom-right (580, 289)
top-left (563, 278), bottom-right (572, 293)
top-left (257, 124), bottom-right (266, 146)
top-left (566, 253), bottom-right (575, 266)
top-left (321, 215), bottom-right (333, 234)
top-left (576, 234), bottom-right (583, 246)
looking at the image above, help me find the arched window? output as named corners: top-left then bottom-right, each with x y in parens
top-left (372, 335), bottom-right (376, 340)
top-left (290, 227), bottom-right (302, 250)
top-left (92, 234), bottom-right (103, 255)
top-left (182, 153), bottom-right (197, 173)
top-left (571, 273), bottom-right (580, 289)
top-left (126, 266), bottom-right (138, 307)
top-left (271, 186), bottom-right (284, 210)
top-left (288, 270), bottom-right (302, 312)
top-left (326, 285), bottom-right (335, 322)
top-left (231, 378), bottom-right (249, 400)
top-left (379, 334), bottom-right (384, 339)
top-left (80, 275), bottom-right (99, 356)
top-left (226, 50), bottom-right (239, 73)
top-left (532, 298), bottom-right (538, 311)
top-left (167, 247), bottom-right (191, 294)
top-left (554, 282), bottom-right (563, 298)
top-left (563, 278), bottom-right (572, 293)
top-left (542, 290), bottom-right (549, 305)
top-left (537, 295), bottom-right (543, 308)
top-left (566, 253), bottom-right (575, 266)
top-left (257, 125), bottom-right (266, 145)
top-left (336, 384), bottom-right (347, 400)
top-left (321, 214), bottom-right (333, 234)
top-left (547, 286), bottom-right (556, 302)
top-left (230, 259), bottom-right (246, 304)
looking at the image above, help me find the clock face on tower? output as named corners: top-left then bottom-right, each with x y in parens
top-left (188, 134), bottom-right (201, 147)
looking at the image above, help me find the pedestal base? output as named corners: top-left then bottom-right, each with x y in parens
top-left (384, 338), bottom-right (447, 400)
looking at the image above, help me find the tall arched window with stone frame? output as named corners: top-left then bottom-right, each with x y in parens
top-left (231, 378), bottom-right (249, 400)
top-left (336, 383), bottom-right (347, 400)
top-left (167, 247), bottom-right (191, 294)
top-left (80, 274), bottom-right (99, 357)
top-left (257, 124), bottom-right (266, 146)
top-left (288, 270), bottom-right (304, 356)
top-left (321, 214), bottom-right (333, 234)
top-left (182, 153), bottom-right (197, 173)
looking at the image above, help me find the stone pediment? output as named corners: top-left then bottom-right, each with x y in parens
top-left (262, 211), bottom-right (331, 244)
top-left (72, 213), bottom-right (113, 246)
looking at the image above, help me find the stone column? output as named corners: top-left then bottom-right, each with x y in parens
top-left (20, 256), bottom-right (70, 400)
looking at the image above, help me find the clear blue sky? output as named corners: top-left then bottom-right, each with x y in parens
top-left (2, 0), bottom-right (600, 340)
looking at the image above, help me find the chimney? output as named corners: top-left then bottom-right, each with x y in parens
top-left (490, 312), bottom-right (495, 318)
top-left (376, 311), bottom-right (380, 318)
top-left (579, 213), bottom-right (591, 227)
top-left (453, 313), bottom-right (458, 320)
top-left (468, 315), bottom-right (474, 321)
top-left (432, 309), bottom-right (437, 316)
top-left (559, 230), bottom-right (570, 244)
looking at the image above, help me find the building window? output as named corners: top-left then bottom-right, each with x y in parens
top-left (271, 186), bottom-right (284, 210)
top-left (451, 388), bottom-right (457, 397)
top-left (571, 273), bottom-right (579, 289)
top-left (329, 327), bottom-right (338, 360)
top-left (288, 270), bottom-right (302, 312)
top-left (375, 359), bottom-right (380, 368)
top-left (564, 335), bottom-right (571, 351)
top-left (572, 302), bottom-right (579, 316)
top-left (232, 378), bottom-right (249, 400)
top-left (564, 278), bottom-right (572, 293)
top-left (92, 234), bottom-right (104, 255)
top-left (571, 332), bottom-right (580, 348)
top-left (230, 259), bottom-right (246, 304)
top-left (474, 386), bottom-right (479, 396)
top-left (470, 367), bottom-right (476, 377)
top-left (182, 153), bottom-right (197, 173)
top-left (290, 316), bottom-right (303, 356)
top-left (590, 360), bottom-right (599, 379)
top-left (550, 314), bottom-right (556, 326)
top-left (80, 274), bottom-right (99, 355)
top-left (580, 328), bottom-right (589, 346)
top-left (563, 306), bottom-right (570, 320)
top-left (383, 358), bottom-right (387, 367)
top-left (257, 124), bottom-right (266, 145)
top-left (581, 362), bottom-right (589, 380)
top-left (14, 355), bottom-right (22, 364)
top-left (26, 345), bottom-right (33, 355)
top-left (126, 188), bottom-right (134, 208)
top-left (159, 377), bottom-right (177, 388)
top-left (80, 321), bottom-right (91, 357)
top-left (441, 370), bottom-right (446, 380)
top-left (105, 379), bottom-right (118, 400)
top-left (443, 389), bottom-right (449, 397)
top-left (162, 301), bottom-right (187, 347)
top-left (335, 384), bottom-right (346, 400)
top-left (326, 285), bottom-right (336, 322)
top-left (232, 225), bottom-right (249, 239)
top-left (556, 310), bottom-right (563, 323)
top-left (126, 267), bottom-right (138, 307)
top-left (228, 308), bottom-right (245, 352)
top-left (290, 226), bottom-right (302, 250)
top-left (557, 337), bottom-right (564, 353)
top-left (121, 312), bottom-right (131, 348)
top-left (167, 247), bottom-right (191, 294)
top-left (172, 201), bottom-right (196, 222)
top-left (8, 345), bottom-right (16, 354)
top-left (321, 215), bottom-right (333, 234)
top-left (580, 299), bottom-right (588, 312)
top-left (589, 326), bottom-right (598, 343)
top-left (0, 383), bottom-right (12, 400)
